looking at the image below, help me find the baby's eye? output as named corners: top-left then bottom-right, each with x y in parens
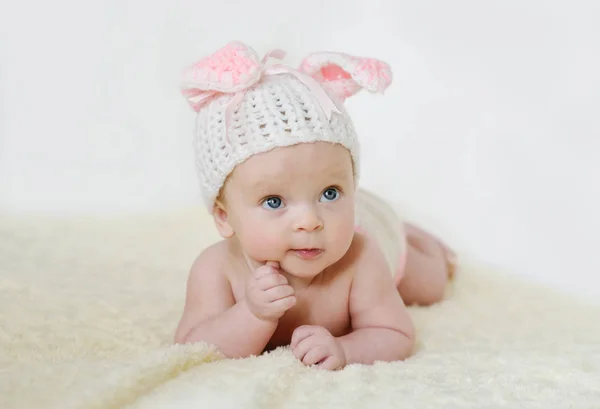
top-left (262, 196), bottom-right (284, 210)
top-left (320, 187), bottom-right (340, 203)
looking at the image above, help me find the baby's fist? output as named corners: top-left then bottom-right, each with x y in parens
top-left (291, 325), bottom-right (346, 370)
top-left (245, 261), bottom-right (296, 322)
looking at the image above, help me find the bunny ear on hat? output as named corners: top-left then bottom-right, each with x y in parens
top-left (298, 52), bottom-right (393, 101)
top-left (180, 42), bottom-right (264, 112)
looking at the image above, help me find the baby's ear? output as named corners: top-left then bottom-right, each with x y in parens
top-left (212, 200), bottom-right (234, 238)
top-left (298, 52), bottom-right (393, 101)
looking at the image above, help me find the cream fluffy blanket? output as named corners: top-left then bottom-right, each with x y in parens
top-left (1, 209), bottom-right (599, 409)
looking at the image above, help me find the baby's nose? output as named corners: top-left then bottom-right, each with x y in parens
top-left (293, 207), bottom-right (323, 232)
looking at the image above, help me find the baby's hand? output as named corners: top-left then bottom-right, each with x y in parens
top-left (245, 261), bottom-right (296, 322)
top-left (291, 325), bottom-right (347, 370)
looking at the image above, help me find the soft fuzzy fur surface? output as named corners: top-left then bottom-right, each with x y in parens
top-left (1, 209), bottom-right (599, 409)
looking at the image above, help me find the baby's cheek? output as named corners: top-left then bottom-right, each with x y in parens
top-left (239, 223), bottom-right (285, 261)
top-left (329, 215), bottom-right (355, 252)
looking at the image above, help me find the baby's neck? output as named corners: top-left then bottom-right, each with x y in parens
top-left (279, 268), bottom-right (320, 291)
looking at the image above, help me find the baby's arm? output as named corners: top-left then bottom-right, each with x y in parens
top-left (174, 246), bottom-right (278, 358)
top-left (340, 234), bottom-right (416, 364)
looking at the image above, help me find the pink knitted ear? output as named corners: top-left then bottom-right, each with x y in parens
top-left (299, 52), bottom-right (393, 101)
top-left (180, 41), bottom-right (263, 112)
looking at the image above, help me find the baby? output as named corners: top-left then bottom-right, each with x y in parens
top-left (174, 42), bottom-right (455, 370)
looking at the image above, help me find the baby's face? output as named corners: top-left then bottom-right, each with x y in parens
top-left (219, 142), bottom-right (356, 278)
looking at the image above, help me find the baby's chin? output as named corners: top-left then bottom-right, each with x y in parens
top-left (280, 250), bottom-right (343, 278)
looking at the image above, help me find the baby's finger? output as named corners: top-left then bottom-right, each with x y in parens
top-left (317, 355), bottom-right (342, 371)
top-left (258, 273), bottom-right (289, 290)
top-left (254, 265), bottom-right (277, 279)
top-left (264, 284), bottom-right (295, 301)
top-left (290, 325), bottom-right (319, 349)
top-left (292, 332), bottom-right (318, 360)
top-left (269, 295), bottom-right (296, 312)
top-left (302, 345), bottom-right (329, 366)
top-left (265, 261), bottom-right (280, 270)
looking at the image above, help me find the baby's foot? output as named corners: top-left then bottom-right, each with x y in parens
top-left (442, 243), bottom-right (457, 280)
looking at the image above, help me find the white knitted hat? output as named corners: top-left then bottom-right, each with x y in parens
top-left (180, 42), bottom-right (393, 210)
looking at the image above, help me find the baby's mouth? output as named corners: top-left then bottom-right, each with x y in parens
top-left (291, 248), bottom-right (323, 260)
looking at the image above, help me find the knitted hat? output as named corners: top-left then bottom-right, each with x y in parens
top-left (180, 42), bottom-right (393, 210)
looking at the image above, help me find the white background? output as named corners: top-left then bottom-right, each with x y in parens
top-left (1, 0), bottom-right (599, 301)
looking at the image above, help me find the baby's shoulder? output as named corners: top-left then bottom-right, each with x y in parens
top-left (188, 240), bottom-right (232, 280)
top-left (347, 230), bottom-right (383, 261)
top-left (344, 230), bottom-right (391, 279)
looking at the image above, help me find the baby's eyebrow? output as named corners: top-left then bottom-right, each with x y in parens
top-left (326, 167), bottom-right (352, 181)
top-left (249, 178), bottom-right (281, 194)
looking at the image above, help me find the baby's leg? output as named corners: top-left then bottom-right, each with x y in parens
top-left (396, 223), bottom-right (456, 306)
